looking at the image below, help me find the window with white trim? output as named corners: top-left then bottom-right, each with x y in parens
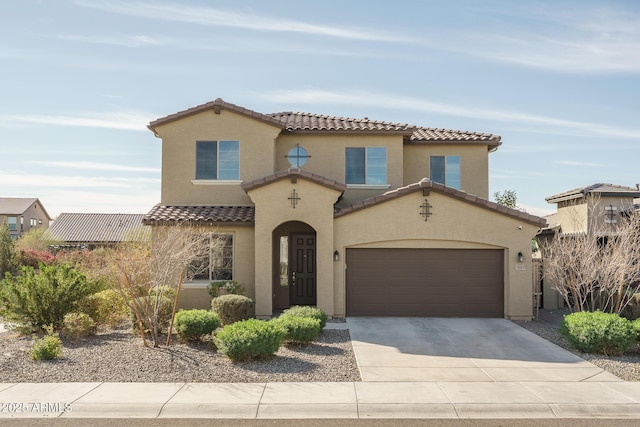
top-left (195, 140), bottom-right (239, 180)
top-left (345, 147), bottom-right (387, 185)
top-left (7, 217), bottom-right (17, 231)
top-left (430, 155), bottom-right (461, 190)
top-left (192, 234), bottom-right (233, 281)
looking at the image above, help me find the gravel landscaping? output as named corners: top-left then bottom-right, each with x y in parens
top-left (0, 322), bottom-right (360, 383)
top-left (2, 309), bottom-right (639, 383)
top-left (514, 308), bottom-right (640, 382)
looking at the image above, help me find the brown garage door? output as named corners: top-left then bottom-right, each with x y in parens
top-left (346, 248), bottom-right (504, 317)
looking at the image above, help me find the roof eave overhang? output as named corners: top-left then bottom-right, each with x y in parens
top-left (336, 179), bottom-right (547, 227)
top-left (148, 98), bottom-right (284, 138)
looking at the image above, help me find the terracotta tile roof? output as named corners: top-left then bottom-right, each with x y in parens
top-left (411, 127), bottom-right (501, 144)
top-left (546, 183), bottom-right (640, 203)
top-left (148, 98), bottom-right (501, 147)
top-left (143, 205), bottom-right (255, 225)
top-left (267, 112), bottom-right (414, 134)
top-left (335, 178), bottom-right (547, 227)
top-left (148, 98), bottom-right (283, 135)
top-left (44, 213), bottom-right (148, 243)
top-left (241, 167), bottom-right (347, 193)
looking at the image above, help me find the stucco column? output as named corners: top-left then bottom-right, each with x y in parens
top-left (253, 210), bottom-right (273, 319)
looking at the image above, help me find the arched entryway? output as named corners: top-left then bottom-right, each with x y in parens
top-left (272, 221), bottom-right (317, 309)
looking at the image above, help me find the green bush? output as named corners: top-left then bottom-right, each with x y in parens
top-left (215, 318), bottom-right (286, 362)
top-left (281, 306), bottom-right (328, 329)
top-left (560, 311), bottom-right (636, 355)
top-left (30, 325), bottom-right (62, 361)
top-left (207, 280), bottom-right (245, 299)
top-left (633, 319), bottom-right (640, 341)
top-left (77, 289), bottom-right (130, 328)
top-left (174, 309), bottom-right (220, 342)
top-left (0, 263), bottom-right (96, 331)
top-left (272, 315), bottom-right (321, 345)
top-left (212, 294), bottom-right (255, 325)
top-left (61, 312), bottom-right (96, 341)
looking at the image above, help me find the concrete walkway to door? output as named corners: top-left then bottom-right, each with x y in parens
top-left (347, 317), bottom-right (620, 382)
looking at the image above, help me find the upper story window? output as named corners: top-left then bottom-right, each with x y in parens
top-left (430, 155), bottom-right (460, 190)
top-left (195, 140), bottom-right (239, 180)
top-left (7, 217), bottom-right (17, 231)
top-left (345, 147), bottom-right (387, 185)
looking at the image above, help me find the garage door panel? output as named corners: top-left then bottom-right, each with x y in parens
top-left (346, 248), bottom-right (504, 317)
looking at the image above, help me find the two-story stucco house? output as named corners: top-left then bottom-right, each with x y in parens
top-left (537, 183), bottom-right (640, 309)
top-left (0, 198), bottom-right (51, 239)
top-left (143, 98), bottom-right (545, 320)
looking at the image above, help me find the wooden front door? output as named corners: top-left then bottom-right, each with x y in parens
top-left (290, 233), bottom-right (316, 305)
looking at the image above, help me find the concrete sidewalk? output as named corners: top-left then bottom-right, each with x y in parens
top-left (1, 381), bottom-right (640, 419)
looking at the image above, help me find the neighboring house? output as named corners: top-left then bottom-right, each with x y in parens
top-left (143, 98), bottom-right (546, 319)
top-left (0, 198), bottom-right (51, 239)
top-left (537, 183), bottom-right (640, 309)
top-left (44, 213), bottom-right (149, 249)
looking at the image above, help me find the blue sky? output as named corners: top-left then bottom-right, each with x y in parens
top-left (2, 0), bottom-right (639, 218)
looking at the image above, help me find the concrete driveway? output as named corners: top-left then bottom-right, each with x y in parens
top-left (347, 317), bottom-right (621, 382)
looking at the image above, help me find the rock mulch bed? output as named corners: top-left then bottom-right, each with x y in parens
top-left (0, 323), bottom-right (361, 383)
top-left (514, 308), bottom-right (640, 382)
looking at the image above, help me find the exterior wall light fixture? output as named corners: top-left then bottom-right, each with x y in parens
top-left (333, 250), bottom-right (340, 262)
top-left (517, 252), bottom-right (524, 263)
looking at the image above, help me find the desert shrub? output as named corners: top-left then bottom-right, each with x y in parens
top-left (61, 312), bottom-right (96, 341)
top-left (30, 325), bottom-right (62, 361)
top-left (281, 305), bottom-right (328, 329)
top-left (621, 294), bottom-right (640, 321)
top-left (130, 292), bottom-right (174, 335)
top-left (174, 309), bottom-right (220, 342)
top-left (0, 263), bottom-right (97, 331)
top-left (272, 315), bottom-right (320, 345)
top-left (77, 289), bottom-right (130, 328)
top-left (212, 294), bottom-right (255, 325)
top-left (633, 319), bottom-right (640, 341)
top-left (207, 280), bottom-right (246, 299)
top-left (215, 318), bottom-right (286, 362)
top-left (16, 249), bottom-right (60, 269)
top-left (560, 311), bottom-right (636, 355)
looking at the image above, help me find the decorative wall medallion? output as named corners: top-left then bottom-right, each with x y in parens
top-left (419, 198), bottom-right (433, 222)
top-left (289, 189), bottom-right (301, 208)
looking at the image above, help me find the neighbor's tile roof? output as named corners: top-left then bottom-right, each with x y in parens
top-left (335, 178), bottom-right (546, 227)
top-left (241, 167), bottom-right (347, 193)
top-left (44, 213), bottom-right (149, 243)
top-left (546, 183), bottom-right (640, 203)
top-left (148, 98), bottom-right (501, 147)
top-left (143, 205), bottom-right (255, 225)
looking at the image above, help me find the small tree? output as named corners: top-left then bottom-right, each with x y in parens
top-left (0, 222), bottom-right (17, 276)
top-left (494, 190), bottom-right (517, 208)
top-left (109, 224), bottom-right (219, 347)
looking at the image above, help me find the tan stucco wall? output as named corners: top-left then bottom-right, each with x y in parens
top-left (276, 133), bottom-right (403, 206)
top-left (403, 144), bottom-right (490, 198)
top-left (333, 191), bottom-right (540, 319)
top-left (245, 178), bottom-right (342, 318)
top-left (175, 225), bottom-right (255, 310)
top-left (153, 109), bottom-right (282, 205)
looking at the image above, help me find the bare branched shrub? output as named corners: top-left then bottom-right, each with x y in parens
top-left (108, 224), bottom-right (219, 347)
top-left (541, 195), bottom-right (640, 314)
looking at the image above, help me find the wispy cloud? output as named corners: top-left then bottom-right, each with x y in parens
top-left (74, 0), bottom-right (410, 43)
top-left (430, 5), bottom-right (640, 74)
top-left (555, 160), bottom-right (605, 168)
top-left (50, 33), bottom-right (167, 47)
top-left (29, 161), bottom-right (160, 173)
top-left (0, 111), bottom-right (155, 131)
top-left (261, 89), bottom-right (640, 140)
top-left (0, 172), bottom-right (153, 189)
